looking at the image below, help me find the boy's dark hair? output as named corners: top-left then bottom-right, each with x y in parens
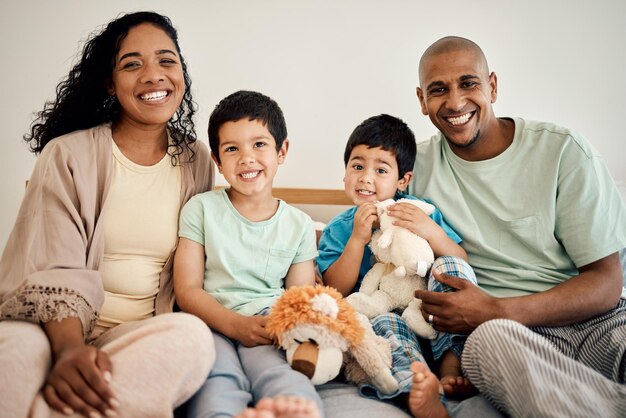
top-left (344, 114), bottom-right (416, 178)
top-left (208, 90), bottom-right (287, 163)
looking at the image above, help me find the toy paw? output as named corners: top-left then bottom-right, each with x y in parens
top-left (402, 305), bottom-right (437, 339)
top-left (346, 293), bottom-right (389, 319)
top-left (370, 369), bottom-right (399, 395)
top-left (415, 261), bottom-right (430, 278)
top-left (409, 319), bottom-right (437, 339)
top-left (346, 293), bottom-right (376, 318)
top-left (393, 266), bottom-right (406, 277)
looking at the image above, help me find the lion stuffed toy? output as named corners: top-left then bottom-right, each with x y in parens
top-left (266, 286), bottom-right (399, 394)
top-left (346, 198), bottom-right (437, 339)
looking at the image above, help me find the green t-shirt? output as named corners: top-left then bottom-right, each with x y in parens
top-left (410, 118), bottom-right (626, 297)
top-left (179, 189), bottom-right (318, 315)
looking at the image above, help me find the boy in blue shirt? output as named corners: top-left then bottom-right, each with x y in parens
top-left (174, 91), bottom-right (322, 418)
top-left (317, 114), bottom-right (476, 417)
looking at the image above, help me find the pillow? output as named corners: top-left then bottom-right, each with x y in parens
top-left (313, 221), bottom-right (326, 247)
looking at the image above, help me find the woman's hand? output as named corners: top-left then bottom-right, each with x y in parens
top-left (43, 317), bottom-right (118, 417)
top-left (44, 344), bottom-right (118, 417)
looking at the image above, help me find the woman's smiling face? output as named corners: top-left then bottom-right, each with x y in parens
top-left (110, 23), bottom-right (184, 129)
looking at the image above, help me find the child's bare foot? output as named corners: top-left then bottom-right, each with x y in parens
top-left (236, 396), bottom-right (321, 418)
top-left (408, 362), bottom-right (449, 418)
top-left (236, 408), bottom-right (275, 418)
top-left (440, 375), bottom-right (478, 400)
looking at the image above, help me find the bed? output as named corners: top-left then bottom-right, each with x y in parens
top-left (276, 187), bottom-right (626, 418)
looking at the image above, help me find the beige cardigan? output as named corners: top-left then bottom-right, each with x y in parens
top-left (0, 124), bottom-right (213, 337)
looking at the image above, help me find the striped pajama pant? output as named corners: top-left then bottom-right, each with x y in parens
top-left (463, 299), bottom-right (626, 417)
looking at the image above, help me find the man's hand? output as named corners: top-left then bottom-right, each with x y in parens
top-left (234, 315), bottom-right (273, 347)
top-left (351, 203), bottom-right (378, 245)
top-left (44, 344), bottom-right (118, 417)
top-left (415, 270), bottom-right (500, 334)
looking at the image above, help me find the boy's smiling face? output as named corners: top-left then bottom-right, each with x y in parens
top-left (343, 145), bottom-right (412, 205)
top-left (212, 118), bottom-right (287, 198)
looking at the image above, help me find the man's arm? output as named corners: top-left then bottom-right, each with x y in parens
top-left (173, 237), bottom-right (272, 346)
top-left (417, 252), bottom-right (623, 334)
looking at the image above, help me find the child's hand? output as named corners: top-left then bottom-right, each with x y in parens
top-left (235, 315), bottom-right (273, 347)
top-left (314, 274), bottom-right (324, 286)
top-left (387, 202), bottom-right (438, 241)
top-left (352, 203), bottom-right (378, 245)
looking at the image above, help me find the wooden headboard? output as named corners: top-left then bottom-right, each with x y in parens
top-left (272, 188), bottom-right (351, 206)
top-left (216, 186), bottom-right (352, 206)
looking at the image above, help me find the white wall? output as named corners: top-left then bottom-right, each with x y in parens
top-left (1, 0), bottom-right (625, 251)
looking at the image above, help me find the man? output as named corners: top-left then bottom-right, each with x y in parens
top-left (407, 36), bottom-right (626, 416)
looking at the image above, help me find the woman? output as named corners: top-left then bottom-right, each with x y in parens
top-left (0, 11), bottom-right (215, 418)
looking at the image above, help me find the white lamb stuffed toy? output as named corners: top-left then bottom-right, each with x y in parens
top-left (346, 198), bottom-right (437, 339)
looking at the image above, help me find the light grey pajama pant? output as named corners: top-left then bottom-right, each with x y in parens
top-left (462, 299), bottom-right (626, 418)
top-left (186, 332), bottom-right (324, 418)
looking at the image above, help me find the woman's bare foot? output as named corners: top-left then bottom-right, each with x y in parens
top-left (408, 362), bottom-right (448, 418)
top-left (236, 396), bottom-right (321, 418)
top-left (440, 375), bottom-right (478, 400)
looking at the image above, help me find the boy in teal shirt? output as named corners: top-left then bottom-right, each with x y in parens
top-left (317, 114), bottom-right (477, 415)
top-left (174, 91), bottom-right (322, 418)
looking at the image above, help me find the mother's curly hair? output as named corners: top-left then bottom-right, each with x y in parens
top-left (24, 11), bottom-right (197, 162)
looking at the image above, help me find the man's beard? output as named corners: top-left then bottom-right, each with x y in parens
top-left (445, 129), bottom-right (481, 149)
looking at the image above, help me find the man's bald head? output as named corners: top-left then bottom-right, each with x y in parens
top-left (418, 36), bottom-right (489, 86)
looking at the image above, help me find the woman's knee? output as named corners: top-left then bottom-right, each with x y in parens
top-left (0, 320), bottom-right (51, 365)
top-left (0, 321), bottom-right (51, 415)
top-left (169, 313), bottom-right (215, 366)
top-left (159, 313), bottom-right (214, 351)
top-left (109, 313), bottom-right (215, 371)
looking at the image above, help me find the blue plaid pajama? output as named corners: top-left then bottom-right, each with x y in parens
top-left (358, 256), bottom-right (477, 400)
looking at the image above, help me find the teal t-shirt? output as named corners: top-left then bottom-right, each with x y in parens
top-left (317, 193), bottom-right (462, 294)
top-left (179, 189), bottom-right (318, 315)
top-left (409, 118), bottom-right (626, 297)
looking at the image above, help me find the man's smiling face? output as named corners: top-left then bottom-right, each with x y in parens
top-left (417, 48), bottom-right (497, 152)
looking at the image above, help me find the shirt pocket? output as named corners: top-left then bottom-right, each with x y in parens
top-left (264, 248), bottom-right (296, 286)
top-left (497, 215), bottom-right (544, 264)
